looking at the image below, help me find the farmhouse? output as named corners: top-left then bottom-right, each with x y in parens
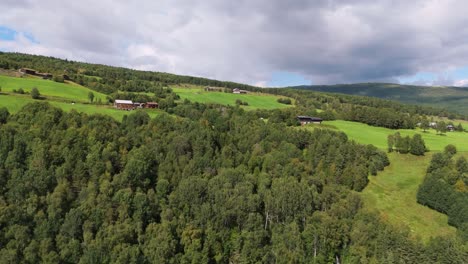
top-left (145, 102), bottom-right (159, 109)
top-left (297, 116), bottom-right (323, 125)
top-left (114, 99), bottom-right (135, 110)
top-left (447, 124), bottom-right (455, 132)
top-left (233, 88), bottom-right (248, 94)
top-left (19, 68), bottom-right (53, 79)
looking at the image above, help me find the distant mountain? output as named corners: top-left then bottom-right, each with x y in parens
top-left (290, 83), bottom-right (468, 115)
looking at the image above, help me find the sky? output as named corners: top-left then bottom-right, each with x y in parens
top-left (1, 0), bottom-right (468, 87)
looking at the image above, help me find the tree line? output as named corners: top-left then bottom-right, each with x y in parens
top-left (417, 145), bottom-right (468, 241)
top-left (387, 132), bottom-right (427, 155)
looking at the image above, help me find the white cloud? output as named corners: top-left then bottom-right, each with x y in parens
top-left (454, 79), bottom-right (468, 87)
top-left (1, 0), bottom-right (468, 85)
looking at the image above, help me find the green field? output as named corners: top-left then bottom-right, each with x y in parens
top-left (361, 153), bottom-right (456, 241)
top-left (0, 94), bottom-right (159, 121)
top-left (319, 120), bottom-right (468, 152)
top-left (172, 87), bottom-right (293, 110)
top-left (0, 75), bottom-right (107, 102)
top-left (303, 120), bottom-right (468, 241)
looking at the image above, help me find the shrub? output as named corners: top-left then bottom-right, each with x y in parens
top-left (31, 87), bottom-right (40, 99)
top-left (277, 98), bottom-right (292, 105)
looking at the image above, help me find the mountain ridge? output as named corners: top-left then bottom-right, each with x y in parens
top-left (290, 82), bottom-right (468, 115)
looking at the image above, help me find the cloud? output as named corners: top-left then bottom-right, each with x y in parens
top-left (1, 0), bottom-right (468, 85)
top-left (454, 80), bottom-right (468, 87)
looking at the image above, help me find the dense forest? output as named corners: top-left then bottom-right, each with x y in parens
top-left (1, 52), bottom-right (468, 263)
top-left (417, 146), bottom-right (468, 238)
top-left (0, 102), bottom-right (467, 263)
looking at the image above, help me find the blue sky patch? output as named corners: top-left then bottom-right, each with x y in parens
top-left (0, 26), bottom-right (17, 41)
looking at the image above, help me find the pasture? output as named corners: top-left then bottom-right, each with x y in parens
top-left (0, 75), bottom-right (108, 102)
top-left (172, 86), bottom-right (293, 110)
top-left (0, 94), bottom-right (159, 121)
top-left (361, 153), bottom-right (457, 242)
top-left (319, 120), bottom-right (468, 152)
top-left (303, 119), bottom-right (467, 241)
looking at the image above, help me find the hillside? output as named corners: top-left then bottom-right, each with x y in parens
top-left (0, 52), bottom-right (468, 262)
top-left (0, 75), bottom-right (108, 102)
top-left (292, 83), bottom-right (468, 115)
top-left (302, 120), bottom-right (467, 241)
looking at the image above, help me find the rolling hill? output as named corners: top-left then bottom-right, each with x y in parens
top-left (292, 83), bottom-right (468, 115)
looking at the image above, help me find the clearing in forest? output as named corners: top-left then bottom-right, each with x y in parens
top-left (172, 86), bottom-right (293, 110)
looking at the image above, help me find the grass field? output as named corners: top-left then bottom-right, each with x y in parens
top-left (0, 75), bottom-right (107, 102)
top-left (172, 86), bottom-right (293, 110)
top-left (0, 94), bottom-right (159, 121)
top-left (318, 120), bottom-right (468, 152)
top-left (361, 153), bottom-right (457, 242)
top-left (303, 120), bottom-right (468, 241)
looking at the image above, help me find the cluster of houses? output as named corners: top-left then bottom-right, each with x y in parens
top-left (418, 122), bottom-right (456, 132)
top-left (114, 100), bottom-right (159, 110)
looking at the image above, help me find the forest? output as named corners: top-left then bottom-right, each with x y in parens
top-left (417, 145), bottom-right (468, 236)
top-left (0, 52), bottom-right (467, 263)
top-left (0, 102), bottom-right (466, 263)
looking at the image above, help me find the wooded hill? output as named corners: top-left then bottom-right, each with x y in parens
top-left (0, 52), bottom-right (467, 263)
top-left (291, 83), bottom-right (468, 115)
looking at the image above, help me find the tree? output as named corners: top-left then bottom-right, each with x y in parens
top-left (410, 134), bottom-right (426, 156)
top-left (387, 134), bottom-right (394, 152)
top-left (0, 107), bottom-right (9, 123)
top-left (88, 92), bottom-right (95, 103)
top-left (444, 144), bottom-right (457, 158)
top-left (421, 118), bottom-right (430, 132)
top-left (436, 121), bottom-right (447, 135)
top-left (31, 87), bottom-right (40, 99)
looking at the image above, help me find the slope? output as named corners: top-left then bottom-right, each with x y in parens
top-left (0, 75), bottom-right (108, 102)
top-left (292, 83), bottom-right (468, 115)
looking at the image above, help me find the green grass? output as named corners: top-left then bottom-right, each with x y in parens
top-left (0, 94), bottom-right (159, 121)
top-left (172, 86), bottom-right (293, 110)
top-left (361, 153), bottom-right (456, 242)
top-left (0, 75), bottom-right (107, 102)
top-left (303, 120), bottom-right (468, 241)
top-left (316, 120), bottom-right (468, 152)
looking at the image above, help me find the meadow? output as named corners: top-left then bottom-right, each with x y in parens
top-left (303, 120), bottom-right (468, 241)
top-left (320, 120), bottom-right (468, 152)
top-left (0, 75), bottom-right (108, 102)
top-left (172, 86), bottom-right (293, 110)
top-left (0, 94), bottom-right (159, 121)
top-left (361, 153), bottom-right (457, 241)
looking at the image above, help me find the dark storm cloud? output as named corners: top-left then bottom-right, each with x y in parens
top-left (1, 0), bottom-right (468, 85)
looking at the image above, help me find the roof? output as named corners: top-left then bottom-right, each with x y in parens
top-left (297, 116), bottom-right (323, 121)
top-left (115, 99), bottom-right (133, 104)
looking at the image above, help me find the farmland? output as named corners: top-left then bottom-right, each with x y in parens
top-left (172, 86), bottom-right (293, 110)
top-left (319, 120), bottom-right (468, 152)
top-left (303, 120), bottom-right (468, 242)
top-left (0, 75), bottom-right (107, 102)
top-left (0, 94), bottom-right (159, 120)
